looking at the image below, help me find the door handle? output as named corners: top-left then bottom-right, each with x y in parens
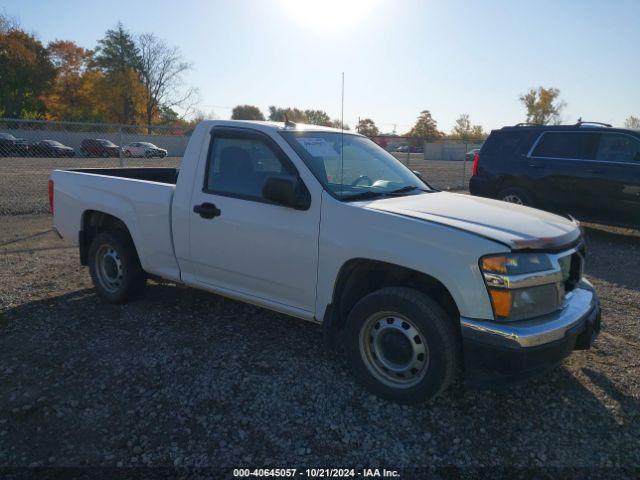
top-left (193, 202), bottom-right (221, 219)
top-left (527, 163), bottom-right (545, 169)
top-left (586, 169), bottom-right (605, 175)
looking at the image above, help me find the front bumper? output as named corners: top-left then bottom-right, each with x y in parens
top-left (460, 282), bottom-right (600, 388)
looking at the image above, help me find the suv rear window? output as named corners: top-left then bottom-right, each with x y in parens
top-left (596, 133), bottom-right (640, 163)
top-left (481, 131), bottom-right (528, 156)
top-left (531, 132), bottom-right (598, 160)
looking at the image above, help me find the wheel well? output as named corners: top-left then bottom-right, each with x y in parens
top-left (327, 259), bottom-right (460, 335)
top-left (497, 175), bottom-right (535, 200)
top-left (79, 210), bottom-right (135, 265)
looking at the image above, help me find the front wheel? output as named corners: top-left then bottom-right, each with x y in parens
top-left (88, 231), bottom-right (146, 303)
top-left (344, 287), bottom-right (458, 403)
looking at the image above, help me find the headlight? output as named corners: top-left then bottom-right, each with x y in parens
top-left (480, 253), bottom-right (563, 321)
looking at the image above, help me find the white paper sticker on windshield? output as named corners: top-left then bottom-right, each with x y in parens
top-left (296, 137), bottom-right (338, 157)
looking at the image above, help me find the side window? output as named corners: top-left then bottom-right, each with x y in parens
top-left (532, 132), bottom-right (598, 160)
top-left (596, 133), bottom-right (640, 163)
top-left (481, 131), bottom-right (528, 157)
top-left (205, 135), bottom-right (294, 201)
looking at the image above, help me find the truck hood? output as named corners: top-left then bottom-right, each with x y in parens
top-left (362, 192), bottom-right (581, 250)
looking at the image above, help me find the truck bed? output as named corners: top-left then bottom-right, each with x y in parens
top-left (51, 167), bottom-right (181, 282)
top-left (70, 167), bottom-right (179, 185)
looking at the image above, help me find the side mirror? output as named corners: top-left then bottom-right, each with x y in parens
top-left (412, 170), bottom-right (423, 179)
top-left (262, 175), bottom-right (311, 210)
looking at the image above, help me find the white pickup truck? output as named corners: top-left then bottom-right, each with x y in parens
top-left (50, 120), bottom-right (601, 403)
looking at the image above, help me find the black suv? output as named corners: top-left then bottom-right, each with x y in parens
top-left (469, 122), bottom-right (640, 228)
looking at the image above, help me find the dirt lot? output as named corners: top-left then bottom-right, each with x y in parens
top-left (0, 214), bottom-right (639, 472)
top-left (0, 154), bottom-right (468, 215)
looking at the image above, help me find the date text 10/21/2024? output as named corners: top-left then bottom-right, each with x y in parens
top-left (232, 468), bottom-right (401, 478)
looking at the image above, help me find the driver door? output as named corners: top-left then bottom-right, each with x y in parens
top-left (187, 128), bottom-right (321, 315)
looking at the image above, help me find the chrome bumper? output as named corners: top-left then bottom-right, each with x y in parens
top-left (460, 283), bottom-right (598, 349)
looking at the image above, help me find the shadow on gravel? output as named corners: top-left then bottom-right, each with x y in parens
top-left (582, 367), bottom-right (639, 424)
top-left (0, 229), bottom-right (53, 248)
top-left (583, 225), bottom-right (640, 292)
top-left (1, 283), bottom-right (635, 467)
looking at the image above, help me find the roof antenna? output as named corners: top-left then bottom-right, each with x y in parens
top-left (283, 113), bottom-right (296, 128)
top-left (340, 72), bottom-right (345, 198)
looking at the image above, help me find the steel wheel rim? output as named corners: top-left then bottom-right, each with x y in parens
top-left (503, 194), bottom-right (523, 205)
top-left (95, 244), bottom-right (123, 293)
top-left (359, 312), bottom-right (429, 388)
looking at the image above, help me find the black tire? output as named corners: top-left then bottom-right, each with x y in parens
top-left (88, 230), bottom-right (146, 304)
top-left (498, 187), bottom-right (534, 207)
top-left (344, 287), bottom-right (458, 404)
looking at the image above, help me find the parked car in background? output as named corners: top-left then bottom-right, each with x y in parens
top-left (123, 142), bottom-right (168, 158)
top-left (465, 148), bottom-right (480, 163)
top-left (394, 145), bottom-right (423, 153)
top-left (469, 122), bottom-right (640, 229)
top-left (80, 139), bottom-right (121, 158)
top-left (0, 133), bottom-right (29, 156)
top-left (50, 120), bottom-right (600, 403)
top-left (30, 140), bottom-right (75, 157)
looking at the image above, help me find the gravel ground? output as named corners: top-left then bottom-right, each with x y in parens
top-left (0, 214), bottom-right (639, 472)
top-left (0, 154), bottom-right (468, 215)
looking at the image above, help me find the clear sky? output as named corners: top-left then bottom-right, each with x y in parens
top-left (4, 0), bottom-right (640, 133)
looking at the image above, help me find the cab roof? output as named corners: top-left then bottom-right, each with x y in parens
top-left (198, 119), bottom-right (359, 135)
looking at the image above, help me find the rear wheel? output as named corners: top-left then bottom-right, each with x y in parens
top-left (88, 231), bottom-right (146, 304)
top-left (498, 187), bottom-right (533, 207)
top-left (344, 287), bottom-right (458, 403)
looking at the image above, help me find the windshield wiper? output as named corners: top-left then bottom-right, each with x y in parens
top-left (341, 191), bottom-right (388, 201)
top-left (387, 185), bottom-right (431, 195)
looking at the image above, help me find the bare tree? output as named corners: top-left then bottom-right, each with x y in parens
top-left (137, 33), bottom-right (196, 131)
top-left (0, 12), bottom-right (19, 33)
top-left (625, 116), bottom-right (640, 129)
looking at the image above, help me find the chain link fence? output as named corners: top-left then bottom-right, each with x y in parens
top-left (0, 119), bottom-right (187, 215)
top-left (0, 120), bottom-right (484, 216)
top-left (372, 135), bottom-right (483, 191)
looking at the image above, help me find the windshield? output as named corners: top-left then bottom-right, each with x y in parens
top-left (281, 131), bottom-right (430, 200)
top-left (139, 142), bottom-right (156, 147)
top-left (43, 140), bottom-right (63, 146)
top-left (0, 133), bottom-right (16, 140)
top-left (99, 139), bottom-right (116, 146)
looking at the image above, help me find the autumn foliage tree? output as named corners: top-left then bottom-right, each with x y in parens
top-left (268, 106), bottom-right (308, 123)
top-left (451, 114), bottom-right (485, 141)
top-left (231, 105), bottom-right (265, 120)
top-left (93, 23), bottom-right (145, 124)
top-left (519, 87), bottom-right (565, 125)
top-left (356, 118), bottom-right (379, 137)
top-left (406, 110), bottom-right (443, 140)
top-left (41, 40), bottom-right (100, 121)
top-left (0, 19), bottom-right (56, 118)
